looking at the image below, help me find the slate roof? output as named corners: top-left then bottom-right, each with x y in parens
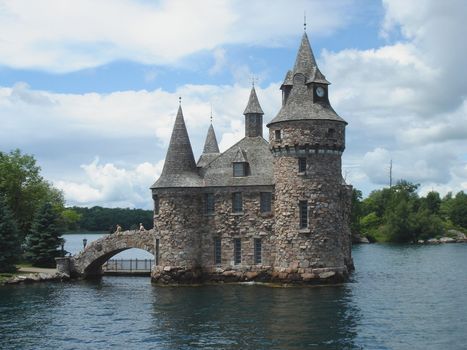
top-left (200, 136), bottom-right (273, 187)
top-left (293, 32), bottom-right (330, 85)
top-left (243, 87), bottom-right (264, 115)
top-left (197, 124), bottom-right (220, 168)
top-left (151, 106), bottom-right (203, 188)
top-left (267, 32), bottom-right (345, 126)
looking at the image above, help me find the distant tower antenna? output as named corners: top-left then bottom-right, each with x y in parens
top-left (389, 159), bottom-right (393, 188)
top-left (179, 96), bottom-right (182, 105)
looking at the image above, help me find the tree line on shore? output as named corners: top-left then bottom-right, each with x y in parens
top-left (350, 180), bottom-right (467, 243)
top-left (1, 149), bottom-right (467, 272)
top-left (0, 149), bottom-right (152, 272)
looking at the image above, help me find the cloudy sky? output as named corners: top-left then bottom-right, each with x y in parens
top-left (1, 0), bottom-right (466, 209)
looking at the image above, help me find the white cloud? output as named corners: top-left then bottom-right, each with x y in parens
top-left (0, 0), bottom-right (354, 73)
top-left (326, 0), bottom-right (467, 196)
top-left (0, 81), bottom-right (282, 207)
top-left (55, 158), bottom-right (165, 208)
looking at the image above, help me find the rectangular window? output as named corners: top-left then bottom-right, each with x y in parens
top-left (298, 157), bottom-right (307, 173)
top-left (155, 239), bottom-right (160, 265)
top-left (234, 238), bottom-right (241, 265)
top-left (260, 192), bottom-right (272, 213)
top-left (275, 129), bottom-right (282, 140)
top-left (233, 162), bottom-right (246, 177)
top-left (205, 193), bottom-right (215, 214)
top-left (214, 237), bottom-right (221, 265)
top-left (232, 192), bottom-right (243, 213)
top-left (153, 195), bottom-right (160, 215)
top-left (299, 200), bottom-right (308, 229)
top-left (254, 238), bottom-right (262, 264)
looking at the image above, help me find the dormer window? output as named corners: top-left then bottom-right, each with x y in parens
top-left (233, 162), bottom-right (248, 177)
top-left (275, 129), bottom-right (282, 141)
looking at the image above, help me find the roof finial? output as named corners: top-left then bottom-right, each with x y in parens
top-left (250, 75), bottom-right (258, 88)
top-left (304, 11), bottom-right (307, 32)
top-left (210, 103), bottom-right (213, 124)
top-left (179, 96), bottom-right (182, 105)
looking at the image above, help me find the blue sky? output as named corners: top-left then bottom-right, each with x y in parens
top-left (1, 0), bottom-right (466, 209)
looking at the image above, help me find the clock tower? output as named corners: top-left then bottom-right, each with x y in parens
top-left (267, 32), bottom-right (353, 281)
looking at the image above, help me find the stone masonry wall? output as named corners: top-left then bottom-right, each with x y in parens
top-left (152, 186), bottom-right (276, 283)
top-left (269, 119), bottom-right (353, 282)
top-left (152, 188), bottom-right (204, 283)
top-left (269, 120), bottom-right (346, 152)
top-left (200, 186), bottom-right (275, 282)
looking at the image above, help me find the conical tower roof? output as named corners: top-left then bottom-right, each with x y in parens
top-left (267, 32), bottom-right (344, 127)
top-left (202, 124), bottom-right (220, 154)
top-left (243, 87), bottom-right (264, 115)
top-left (293, 32), bottom-right (330, 85)
top-left (152, 105), bottom-right (202, 188)
top-left (197, 123), bottom-right (220, 168)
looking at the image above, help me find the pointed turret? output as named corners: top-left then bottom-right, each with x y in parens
top-left (267, 32), bottom-right (344, 127)
top-left (293, 32), bottom-right (330, 85)
top-left (243, 86), bottom-right (264, 115)
top-left (197, 123), bottom-right (220, 167)
top-left (202, 124), bottom-right (220, 154)
top-left (152, 105), bottom-right (202, 188)
top-left (243, 86), bottom-right (264, 138)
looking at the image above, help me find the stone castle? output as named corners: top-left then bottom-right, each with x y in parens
top-left (150, 32), bottom-right (354, 284)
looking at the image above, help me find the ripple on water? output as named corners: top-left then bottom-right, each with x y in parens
top-left (1, 244), bottom-right (467, 349)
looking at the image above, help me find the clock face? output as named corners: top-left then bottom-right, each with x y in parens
top-left (316, 86), bottom-right (325, 97)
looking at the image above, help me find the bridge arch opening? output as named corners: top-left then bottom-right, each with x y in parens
top-left (72, 231), bottom-right (158, 278)
top-left (85, 248), bottom-right (155, 277)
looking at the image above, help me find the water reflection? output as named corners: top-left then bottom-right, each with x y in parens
top-left (150, 284), bottom-right (359, 349)
top-left (2, 244), bottom-right (467, 350)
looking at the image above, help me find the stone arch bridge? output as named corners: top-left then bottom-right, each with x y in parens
top-left (57, 230), bottom-right (156, 278)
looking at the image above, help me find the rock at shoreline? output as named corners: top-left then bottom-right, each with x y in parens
top-left (447, 229), bottom-right (467, 242)
top-left (439, 237), bottom-right (456, 243)
top-left (352, 234), bottom-right (370, 244)
top-left (4, 272), bottom-right (70, 285)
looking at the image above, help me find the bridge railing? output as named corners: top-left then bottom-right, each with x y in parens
top-left (102, 259), bottom-right (154, 273)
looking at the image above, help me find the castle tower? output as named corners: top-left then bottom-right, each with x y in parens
top-left (151, 104), bottom-right (203, 283)
top-left (244, 86), bottom-right (264, 138)
top-left (267, 32), bottom-right (353, 281)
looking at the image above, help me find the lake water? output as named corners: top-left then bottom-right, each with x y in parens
top-left (1, 244), bottom-right (466, 349)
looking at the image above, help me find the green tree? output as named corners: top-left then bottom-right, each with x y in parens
top-left (61, 209), bottom-right (82, 231)
top-left (350, 189), bottom-right (363, 235)
top-left (421, 191), bottom-right (441, 215)
top-left (0, 149), bottom-right (65, 239)
top-left (24, 202), bottom-right (64, 267)
top-left (449, 191), bottom-right (467, 228)
top-left (0, 196), bottom-right (21, 272)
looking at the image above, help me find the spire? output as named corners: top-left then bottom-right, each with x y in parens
top-left (202, 124), bottom-right (220, 154)
top-left (293, 32), bottom-right (317, 77)
top-left (152, 104), bottom-right (202, 188)
top-left (267, 32), bottom-right (344, 127)
top-left (197, 119), bottom-right (220, 168)
top-left (243, 86), bottom-right (264, 115)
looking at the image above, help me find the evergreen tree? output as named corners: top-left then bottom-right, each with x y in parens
top-left (25, 202), bottom-right (64, 267)
top-left (0, 196), bottom-right (21, 272)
